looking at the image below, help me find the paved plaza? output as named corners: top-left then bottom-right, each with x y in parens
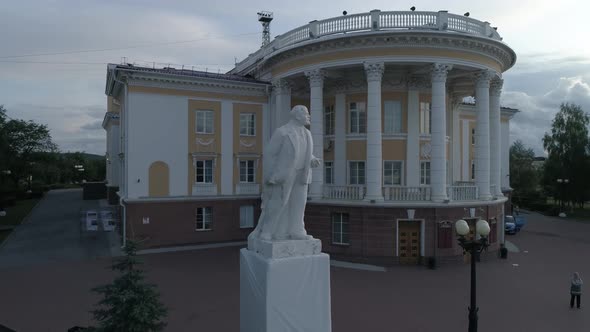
top-left (0, 193), bottom-right (589, 331)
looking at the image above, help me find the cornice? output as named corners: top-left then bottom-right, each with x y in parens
top-left (121, 71), bottom-right (270, 96)
top-left (102, 112), bottom-right (120, 129)
top-left (256, 31), bottom-right (515, 76)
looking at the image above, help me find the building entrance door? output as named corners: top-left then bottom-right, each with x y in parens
top-left (398, 220), bottom-right (421, 264)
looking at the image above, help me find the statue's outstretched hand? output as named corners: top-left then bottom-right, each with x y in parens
top-left (310, 157), bottom-right (322, 168)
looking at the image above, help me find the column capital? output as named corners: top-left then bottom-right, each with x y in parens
top-left (305, 69), bottom-right (326, 88)
top-left (364, 62), bottom-right (385, 82)
top-left (407, 76), bottom-right (431, 90)
top-left (490, 78), bottom-right (504, 97)
top-left (431, 63), bottom-right (453, 83)
top-left (271, 78), bottom-right (292, 94)
top-left (473, 70), bottom-right (496, 89)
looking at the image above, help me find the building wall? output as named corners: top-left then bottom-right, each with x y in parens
top-left (126, 92), bottom-right (189, 198)
top-left (125, 198), bottom-right (261, 248)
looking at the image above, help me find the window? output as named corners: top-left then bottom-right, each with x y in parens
top-left (420, 161), bottom-right (431, 185)
top-left (195, 160), bottom-right (214, 183)
top-left (471, 160), bottom-right (475, 180)
top-left (471, 128), bottom-right (476, 145)
top-left (332, 213), bottom-right (349, 245)
top-left (239, 160), bottom-right (255, 183)
top-left (195, 207), bottom-right (212, 230)
top-left (196, 110), bottom-right (214, 134)
top-left (349, 161), bottom-right (365, 185)
top-left (324, 161), bottom-right (333, 185)
top-left (324, 105), bottom-right (334, 135)
top-left (349, 102), bottom-right (366, 134)
top-left (240, 113), bottom-right (256, 136)
top-left (419, 102), bottom-right (431, 134)
top-left (240, 205), bottom-right (255, 228)
top-left (384, 100), bottom-right (402, 134)
top-left (384, 161), bottom-right (403, 185)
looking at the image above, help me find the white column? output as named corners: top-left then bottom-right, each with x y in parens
top-left (221, 100), bottom-right (234, 195)
top-left (272, 79), bottom-right (292, 128)
top-left (406, 79), bottom-right (421, 187)
top-left (305, 69), bottom-right (325, 199)
top-left (430, 63), bottom-right (452, 202)
top-left (334, 89), bottom-right (347, 186)
top-left (452, 102), bottom-right (461, 183)
top-left (490, 78), bottom-right (504, 197)
top-left (474, 70), bottom-right (495, 201)
top-left (364, 62), bottom-right (385, 202)
top-left (501, 120), bottom-right (510, 189)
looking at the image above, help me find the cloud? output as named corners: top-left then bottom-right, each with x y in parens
top-left (502, 76), bottom-right (590, 156)
top-left (80, 120), bottom-right (104, 130)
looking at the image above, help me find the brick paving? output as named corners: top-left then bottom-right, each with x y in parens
top-left (1, 210), bottom-right (589, 331)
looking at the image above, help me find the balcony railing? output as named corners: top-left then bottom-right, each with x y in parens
top-left (323, 185), bottom-right (365, 200)
top-left (233, 10), bottom-right (502, 72)
top-left (447, 186), bottom-right (478, 201)
top-left (383, 186), bottom-right (431, 201)
top-left (192, 183), bottom-right (217, 196)
top-left (236, 183), bottom-right (260, 195)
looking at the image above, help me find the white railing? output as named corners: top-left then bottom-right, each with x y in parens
top-left (192, 183), bottom-right (217, 196)
top-left (383, 186), bottom-right (431, 201)
top-left (447, 186), bottom-right (478, 201)
top-left (454, 181), bottom-right (476, 186)
top-left (233, 10), bottom-right (501, 72)
top-left (323, 185), bottom-right (365, 200)
top-left (236, 183), bottom-right (260, 195)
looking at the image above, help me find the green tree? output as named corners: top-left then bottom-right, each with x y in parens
top-left (509, 140), bottom-right (540, 206)
top-left (91, 241), bottom-right (167, 332)
top-left (542, 103), bottom-right (590, 208)
top-left (0, 106), bottom-right (58, 189)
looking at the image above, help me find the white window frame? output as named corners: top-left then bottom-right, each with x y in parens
top-left (348, 161), bottom-right (366, 185)
top-left (420, 161), bottom-right (431, 185)
top-left (196, 110), bottom-right (214, 134)
top-left (332, 212), bottom-right (350, 245)
top-left (195, 207), bottom-right (212, 231)
top-left (324, 105), bottom-right (335, 136)
top-left (324, 161), bottom-right (334, 185)
top-left (348, 102), bottom-right (366, 134)
top-left (384, 100), bottom-right (403, 134)
top-left (383, 160), bottom-right (404, 186)
top-left (419, 102), bottom-right (431, 134)
top-left (195, 159), bottom-right (214, 184)
top-left (239, 113), bottom-right (256, 136)
top-left (239, 205), bottom-right (255, 228)
top-left (239, 160), bottom-right (256, 183)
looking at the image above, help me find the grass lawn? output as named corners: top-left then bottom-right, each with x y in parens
top-left (0, 198), bottom-right (40, 227)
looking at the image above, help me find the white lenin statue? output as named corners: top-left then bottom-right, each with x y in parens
top-left (248, 105), bottom-right (321, 242)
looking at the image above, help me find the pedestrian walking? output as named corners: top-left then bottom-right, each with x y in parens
top-left (570, 272), bottom-right (583, 309)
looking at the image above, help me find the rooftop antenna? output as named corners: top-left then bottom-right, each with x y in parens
top-left (257, 11), bottom-right (273, 48)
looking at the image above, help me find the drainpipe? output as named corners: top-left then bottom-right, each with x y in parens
top-left (119, 196), bottom-right (127, 248)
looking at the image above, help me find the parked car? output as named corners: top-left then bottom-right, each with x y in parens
top-left (504, 215), bottom-right (526, 234)
top-left (100, 210), bottom-right (116, 231)
top-left (85, 210), bottom-right (99, 231)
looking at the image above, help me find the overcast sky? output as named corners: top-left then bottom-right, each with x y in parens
top-left (1, 0), bottom-right (589, 155)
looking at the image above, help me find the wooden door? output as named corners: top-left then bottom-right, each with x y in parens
top-left (398, 220), bottom-right (421, 264)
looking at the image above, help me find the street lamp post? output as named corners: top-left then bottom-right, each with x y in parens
top-left (455, 219), bottom-right (490, 332)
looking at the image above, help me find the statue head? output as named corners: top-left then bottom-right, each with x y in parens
top-left (290, 105), bottom-right (310, 126)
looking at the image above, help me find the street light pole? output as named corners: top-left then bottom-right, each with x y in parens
top-left (456, 219), bottom-right (490, 332)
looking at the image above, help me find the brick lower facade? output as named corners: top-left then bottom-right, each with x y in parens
top-left (123, 197), bottom-right (506, 265)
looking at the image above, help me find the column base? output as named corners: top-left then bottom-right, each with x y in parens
top-left (479, 193), bottom-right (493, 201)
top-left (364, 195), bottom-right (384, 203)
top-left (240, 248), bottom-right (332, 332)
top-left (431, 194), bottom-right (449, 203)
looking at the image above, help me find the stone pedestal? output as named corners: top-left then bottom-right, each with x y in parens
top-left (240, 238), bottom-right (332, 332)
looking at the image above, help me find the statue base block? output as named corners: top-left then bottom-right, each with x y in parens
top-left (239, 247), bottom-right (332, 332)
top-left (247, 237), bottom-right (322, 259)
